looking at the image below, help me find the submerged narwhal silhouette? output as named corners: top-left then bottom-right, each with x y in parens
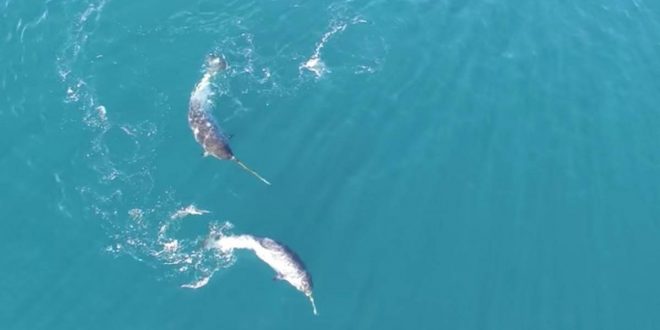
top-left (188, 55), bottom-right (271, 185)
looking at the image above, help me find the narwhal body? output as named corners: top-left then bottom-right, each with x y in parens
top-left (209, 234), bottom-right (318, 315)
top-left (188, 56), bottom-right (271, 185)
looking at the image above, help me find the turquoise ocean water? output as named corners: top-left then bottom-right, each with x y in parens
top-left (2, 0), bottom-right (660, 329)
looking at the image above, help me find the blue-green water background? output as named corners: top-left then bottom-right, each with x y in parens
top-left (2, 0), bottom-right (660, 329)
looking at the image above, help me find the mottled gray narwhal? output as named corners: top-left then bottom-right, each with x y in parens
top-left (188, 55), bottom-right (271, 185)
top-left (209, 234), bottom-right (318, 315)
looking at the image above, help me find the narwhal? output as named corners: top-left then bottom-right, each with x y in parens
top-left (208, 234), bottom-right (318, 315)
top-left (188, 55), bottom-right (271, 185)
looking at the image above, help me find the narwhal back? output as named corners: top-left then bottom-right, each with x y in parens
top-left (258, 237), bottom-right (313, 289)
top-left (187, 107), bottom-right (234, 160)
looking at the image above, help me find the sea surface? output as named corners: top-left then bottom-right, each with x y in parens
top-left (2, 0), bottom-right (660, 329)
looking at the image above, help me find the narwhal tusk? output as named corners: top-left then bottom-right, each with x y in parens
top-left (233, 158), bottom-right (271, 185)
top-left (308, 294), bottom-right (318, 316)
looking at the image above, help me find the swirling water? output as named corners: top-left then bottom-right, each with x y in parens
top-left (2, 0), bottom-right (660, 329)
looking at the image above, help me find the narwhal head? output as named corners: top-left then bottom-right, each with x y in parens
top-left (301, 274), bottom-right (313, 295)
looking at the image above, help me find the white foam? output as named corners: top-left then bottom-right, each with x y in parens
top-left (96, 105), bottom-right (107, 121)
top-left (191, 70), bottom-right (215, 102)
top-left (57, 0), bottom-right (111, 130)
top-left (212, 234), bottom-right (260, 252)
top-left (170, 205), bottom-right (210, 220)
top-left (181, 275), bottom-right (212, 289)
top-left (150, 221), bottom-right (236, 287)
top-left (302, 56), bottom-right (327, 78)
top-left (190, 56), bottom-right (225, 110)
top-left (162, 240), bottom-right (179, 253)
top-left (301, 17), bottom-right (367, 78)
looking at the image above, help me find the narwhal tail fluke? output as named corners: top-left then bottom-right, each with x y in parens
top-left (233, 158), bottom-right (271, 185)
top-left (308, 294), bottom-right (318, 316)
